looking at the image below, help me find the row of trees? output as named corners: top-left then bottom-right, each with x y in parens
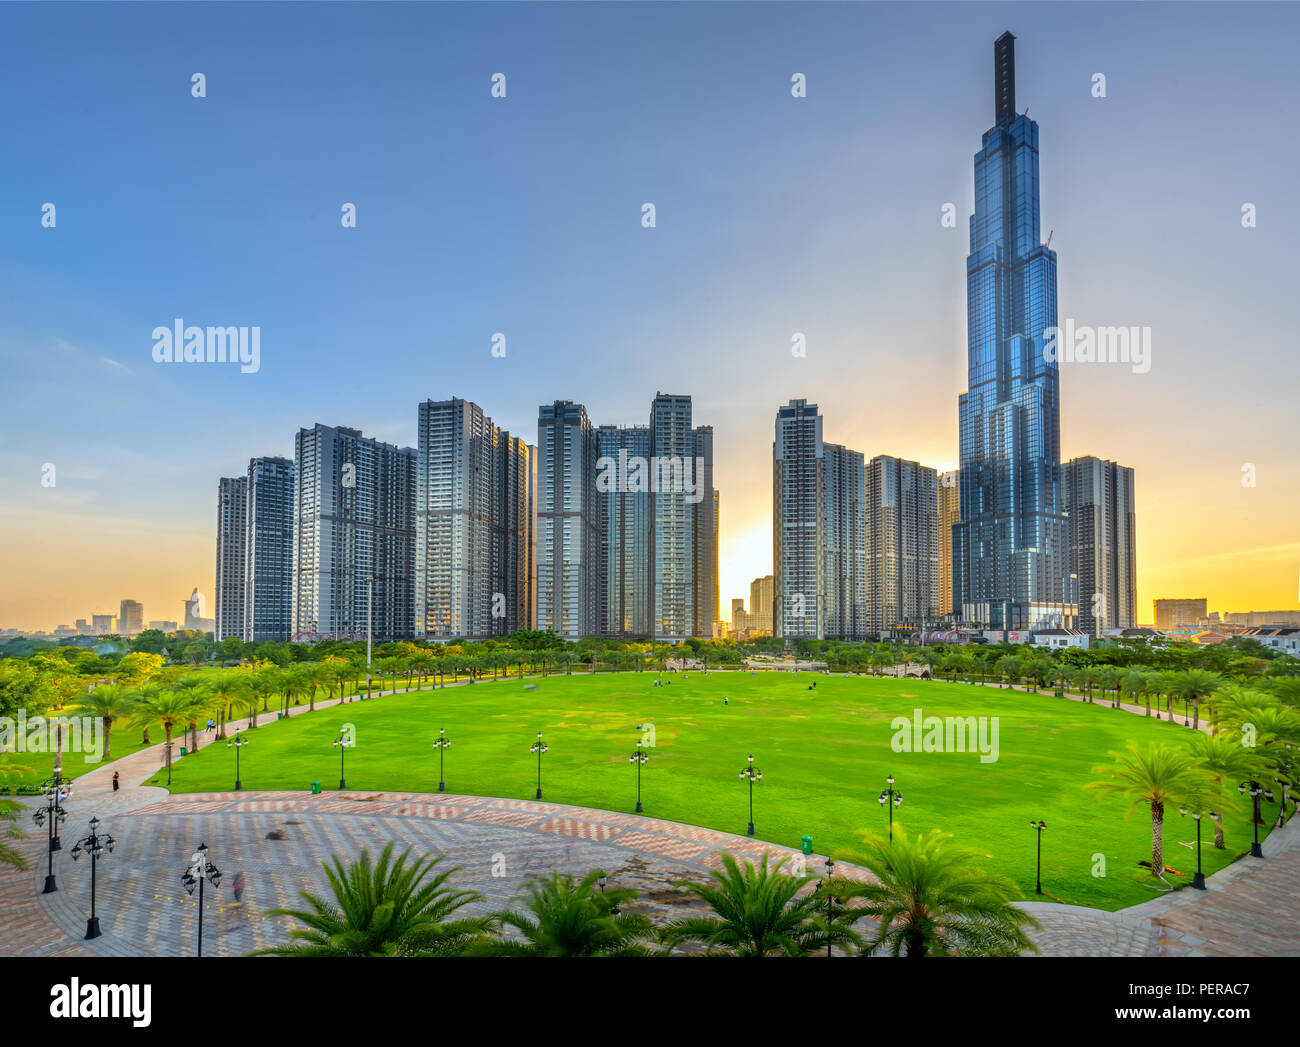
top-left (259, 830), bottom-right (1039, 958)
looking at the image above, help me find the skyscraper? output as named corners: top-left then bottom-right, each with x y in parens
top-left (650, 393), bottom-right (701, 641)
top-left (244, 456), bottom-right (295, 642)
top-left (597, 424), bottom-right (652, 636)
top-left (692, 426), bottom-right (719, 638)
top-left (773, 399), bottom-right (823, 640)
top-left (215, 476), bottom-right (248, 641)
top-left (953, 32), bottom-right (1075, 632)
top-left (537, 401), bottom-right (602, 640)
top-left (822, 443), bottom-right (867, 640)
top-left (1062, 456), bottom-right (1136, 637)
top-left (938, 470), bottom-right (960, 616)
top-left (293, 424), bottom-right (416, 642)
top-left (118, 599), bottom-right (144, 636)
top-left (749, 575), bottom-right (775, 634)
top-left (864, 456), bottom-right (940, 635)
top-left (415, 398), bottom-right (533, 639)
top-left (1154, 598), bottom-right (1207, 633)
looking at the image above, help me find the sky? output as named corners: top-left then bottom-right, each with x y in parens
top-left (1, 1), bottom-right (1297, 631)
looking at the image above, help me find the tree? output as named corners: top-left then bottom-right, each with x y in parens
top-left (254, 844), bottom-right (489, 956)
top-left (1185, 732), bottom-right (1263, 849)
top-left (465, 869), bottom-right (653, 956)
top-left (73, 683), bottom-right (138, 763)
top-left (0, 767), bottom-right (28, 870)
top-left (1086, 742), bottom-right (1200, 879)
top-left (661, 851), bottom-right (853, 957)
top-left (1120, 670), bottom-right (1150, 715)
top-left (843, 827), bottom-right (1038, 957)
top-left (1176, 669), bottom-right (1222, 731)
top-left (131, 688), bottom-right (203, 786)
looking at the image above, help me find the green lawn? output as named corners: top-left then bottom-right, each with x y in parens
top-left (157, 670), bottom-right (1273, 910)
top-left (1, 722), bottom-right (158, 791)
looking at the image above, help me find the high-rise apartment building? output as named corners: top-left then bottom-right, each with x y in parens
top-left (953, 32), bottom-right (1075, 632)
top-left (118, 599), bottom-right (144, 636)
top-left (415, 398), bottom-right (533, 639)
top-left (91, 614), bottom-right (114, 635)
top-left (597, 424), bottom-right (652, 636)
top-left (773, 399), bottom-right (824, 639)
top-left (537, 402), bottom-right (602, 640)
top-left (1062, 456), bottom-right (1136, 637)
top-left (1154, 598), bottom-right (1208, 632)
top-left (244, 456), bottom-right (295, 642)
top-left (864, 456), bottom-right (940, 634)
top-left (692, 426), bottom-right (719, 638)
top-left (215, 476), bottom-right (248, 641)
top-left (822, 443), bottom-right (867, 640)
top-left (650, 393), bottom-right (699, 640)
top-left (749, 575), bottom-right (774, 634)
top-left (294, 424), bottom-right (416, 642)
top-left (938, 470), bottom-right (960, 615)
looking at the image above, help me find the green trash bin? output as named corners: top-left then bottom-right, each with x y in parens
top-left (801, 835), bottom-right (813, 856)
top-left (180, 746), bottom-right (187, 757)
top-left (311, 781), bottom-right (321, 795)
top-left (277, 712), bottom-right (283, 720)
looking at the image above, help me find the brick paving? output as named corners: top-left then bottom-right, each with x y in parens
top-left (3, 677), bottom-right (1296, 957)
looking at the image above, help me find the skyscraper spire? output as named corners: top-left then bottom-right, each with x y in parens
top-left (995, 31), bottom-right (1016, 123)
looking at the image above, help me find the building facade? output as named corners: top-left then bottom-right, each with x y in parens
top-left (596, 424), bottom-right (652, 636)
top-left (1062, 456), bottom-right (1136, 637)
top-left (773, 399), bottom-right (824, 640)
top-left (953, 32), bottom-right (1075, 632)
top-left (822, 443), bottom-right (867, 640)
top-left (1154, 598), bottom-right (1208, 632)
top-left (118, 600), bottom-right (144, 636)
top-left (415, 399), bottom-right (533, 639)
top-left (864, 456), bottom-right (940, 635)
top-left (294, 424), bottom-right (416, 642)
top-left (938, 470), bottom-right (960, 616)
top-left (244, 456), bottom-right (295, 642)
top-left (215, 476), bottom-right (248, 642)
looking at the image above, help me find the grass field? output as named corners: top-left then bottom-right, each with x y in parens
top-left (156, 670), bottom-right (1270, 910)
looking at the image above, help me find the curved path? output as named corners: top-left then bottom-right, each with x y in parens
top-left (3, 679), bottom-right (1296, 957)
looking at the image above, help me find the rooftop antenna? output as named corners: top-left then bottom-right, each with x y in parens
top-left (1045, 229), bottom-right (1054, 249)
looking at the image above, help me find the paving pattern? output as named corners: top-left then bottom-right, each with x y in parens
top-left (2, 680), bottom-right (1296, 957)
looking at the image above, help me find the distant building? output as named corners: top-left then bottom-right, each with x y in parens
top-left (91, 614), bottom-right (114, 635)
top-left (74, 618), bottom-right (91, 634)
top-left (1154, 598), bottom-right (1208, 632)
top-left (597, 424), bottom-right (652, 636)
top-left (148, 620), bottom-right (178, 633)
top-left (1224, 610), bottom-right (1300, 628)
top-left (1241, 627), bottom-right (1300, 656)
top-left (773, 399), bottom-right (824, 639)
top-left (1062, 457), bottom-right (1136, 637)
top-left (938, 470), bottom-right (959, 616)
top-left (1032, 628), bottom-right (1090, 650)
top-left (864, 455), bottom-right (940, 636)
top-left (183, 588), bottom-right (207, 631)
top-left (118, 600), bottom-right (144, 636)
top-left (537, 402), bottom-right (602, 641)
top-left (749, 575), bottom-right (774, 634)
top-left (215, 476), bottom-right (248, 641)
top-left (823, 443), bottom-right (867, 640)
top-left (244, 456), bottom-right (295, 642)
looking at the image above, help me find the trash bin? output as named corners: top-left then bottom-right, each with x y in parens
top-left (277, 712), bottom-right (283, 720)
top-left (180, 746), bottom-right (187, 757)
top-left (311, 781), bottom-right (321, 795)
top-left (801, 835), bottom-right (813, 856)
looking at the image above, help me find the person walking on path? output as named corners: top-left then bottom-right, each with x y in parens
top-left (112, 772), bottom-right (119, 792)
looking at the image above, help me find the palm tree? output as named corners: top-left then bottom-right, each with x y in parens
top-left (74, 683), bottom-right (138, 763)
top-left (1185, 732), bottom-right (1262, 848)
top-left (1120, 670), bottom-right (1149, 715)
top-left (1086, 741), bottom-right (1199, 879)
top-left (843, 827), bottom-right (1039, 957)
top-left (1094, 666), bottom-right (1120, 707)
top-left (131, 688), bottom-right (203, 786)
top-left (0, 767), bottom-right (29, 870)
top-left (661, 851), bottom-right (855, 956)
top-left (254, 844), bottom-right (489, 956)
top-left (205, 670), bottom-right (252, 740)
top-left (1176, 669), bottom-right (1222, 731)
top-left (465, 869), bottom-right (653, 956)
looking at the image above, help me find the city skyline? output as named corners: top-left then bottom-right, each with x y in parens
top-left (3, 3), bottom-right (1298, 630)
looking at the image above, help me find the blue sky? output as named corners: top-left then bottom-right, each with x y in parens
top-left (2, 1), bottom-right (1298, 629)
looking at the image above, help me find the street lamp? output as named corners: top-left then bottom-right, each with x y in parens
top-left (32, 771), bottom-right (68, 894)
top-left (530, 732), bottom-right (549, 799)
top-left (333, 728), bottom-right (351, 790)
top-left (1274, 777), bottom-right (1294, 829)
top-left (227, 730), bottom-right (248, 791)
top-left (432, 728), bottom-right (450, 793)
top-left (878, 774), bottom-right (902, 843)
top-left (1178, 808), bottom-right (1209, 890)
top-left (180, 842), bottom-right (222, 957)
top-left (819, 858), bottom-right (836, 957)
top-left (598, 873), bottom-right (620, 916)
top-left (1029, 820), bottom-right (1047, 894)
top-left (1238, 779), bottom-right (1275, 858)
top-left (739, 754), bottom-right (762, 836)
top-left (69, 816), bottom-right (115, 939)
top-left (39, 764), bottom-right (66, 851)
top-left (629, 742), bottom-right (649, 813)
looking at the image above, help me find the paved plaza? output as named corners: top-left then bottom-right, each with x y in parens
top-left (2, 689), bottom-right (1297, 958)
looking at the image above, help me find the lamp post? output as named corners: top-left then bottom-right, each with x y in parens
top-left (739, 754), bottom-right (762, 836)
top-left (32, 770), bottom-right (68, 894)
top-left (432, 728), bottom-right (450, 793)
top-left (1238, 779), bottom-right (1274, 858)
top-left (819, 858), bottom-right (836, 957)
top-left (1274, 777), bottom-right (1293, 829)
top-left (878, 774), bottom-right (902, 843)
top-left (333, 728), bottom-right (351, 790)
top-left (629, 742), bottom-right (649, 813)
top-left (1178, 808), bottom-right (1209, 890)
top-left (69, 816), bottom-right (115, 939)
top-left (530, 732), bottom-right (549, 799)
top-left (598, 873), bottom-right (620, 916)
top-left (227, 730), bottom-right (248, 791)
top-left (1029, 820), bottom-right (1047, 894)
top-left (180, 842), bottom-right (222, 957)
top-left (40, 765), bottom-right (66, 851)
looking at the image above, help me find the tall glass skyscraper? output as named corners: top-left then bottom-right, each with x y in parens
top-left (953, 32), bottom-right (1076, 632)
